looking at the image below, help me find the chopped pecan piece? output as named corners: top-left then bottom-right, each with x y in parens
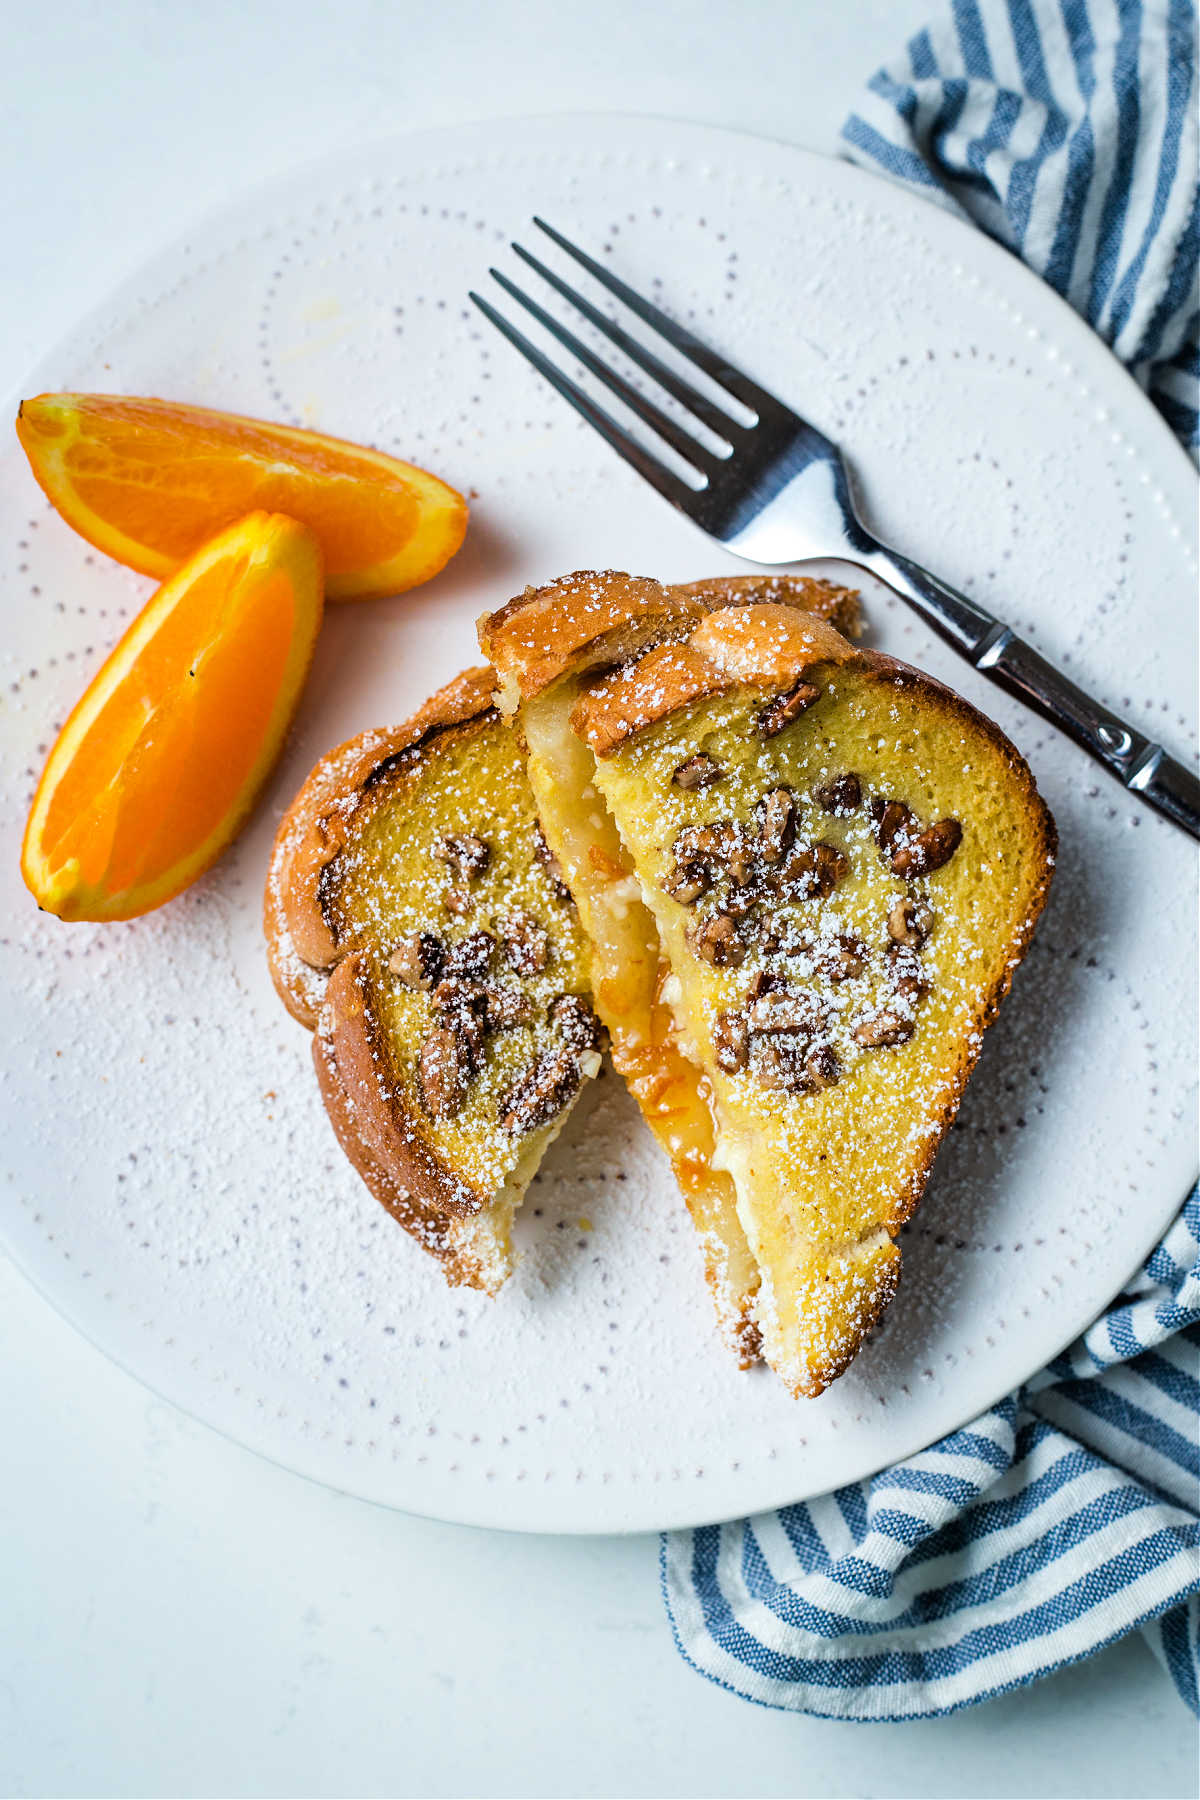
top-left (431, 974), bottom-right (486, 1013)
top-left (418, 1026), bottom-right (471, 1118)
top-left (747, 969), bottom-right (783, 1000)
top-left (483, 985), bottom-right (536, 1032)
top-left (531, 821), bottom-right (557, 869)
top-left (673, 823), bottom-right (725, 865)
top-left (726, 837), bottom-right (756, 887)
top-left (664, 861), bottom-right (710, 906)
top-left (813, 772), bottom-right (862, 816)
top-left (817, 932), bottom-right (867, 982)
top-left (434, 833), bottom-right (490, 881)
top-left (442, 929), bottom-right (495, 980)
top-left (758, 679), bottom-right (820, 738)
top-left (747, 988), bottom-right (820, 1035)
top-left (435, 976), bottom-right (533, 1051)
top-left (712, 1010), bottom-right (750, 1072)
top-left (758, 787), bottom-right (796, 864)
top-left (723, 885), bottom-right (761, 920)
top-left (498, 909), bottom-right (550, 976)
top-left (853, 1010), bottom-right (915, 1048)
top-left (501, 1045), bottom-right (581, 1134)
top-left (749, 1032), bottom-right (812, 1093)
top-left (760, 917), bottom-right (807, 958)
top-left (748, 1032), bottom-right (841, 1095)
top-left (430, 978), bottom-right (488, 1067)
top-left (768, 839), bottom-right (849, 901)
top-left (887, 944), bottom-right (930, 1000)
top-left (442, 886), bottom-right (472, 916)
top-left (548, 993), bottom-right (602, 1053)
top-left (872, 800), bottom-right (962, 878)
top-left (873, 798), bottom-right (918, 855)
top-left (690, 913), bottom-right (746, 968)
top-left (891, 818), bottom-right (962, 878)
top-left (887, 896), bottom-right (934, 948)
top-left (388, 930), bottom-right (445, 991)
top-left (454, 1004), bottom-right (487, 1069)
top-left (672, 821), bottom-right (752, 880)
top-left (689, 821), bottom-right (755, 887)
top-left (672, 753), bottom-right (725, 791)
top-left (805, 1043), bottom-right (841, 1090)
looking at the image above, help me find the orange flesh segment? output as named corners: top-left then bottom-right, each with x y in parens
top-left (17, 394), bottom-right (466, 602)
top-left (22, 511), bottom-right (324, 921)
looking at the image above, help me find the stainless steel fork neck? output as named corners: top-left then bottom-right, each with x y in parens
top-left (856, 542), bottom-right (1007, 661)
top-left (725, 465), bottom-right (1001, 661)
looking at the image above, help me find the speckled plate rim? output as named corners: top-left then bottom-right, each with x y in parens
top-left (1, 112), bottom-right (1196, 1534)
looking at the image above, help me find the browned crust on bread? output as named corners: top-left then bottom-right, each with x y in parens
top-left (478, 569), bottom-right (860, 700)
top-left (572, 641), bottom-right (739, 754)
top-left (671, 572), bottom-right (861, 638)
top-left (848, 650), bottom-right (1058, 1247)
top-left (317, 954), bottom-right (483, 1216)
top-left (263, 667), bottom-right (508, 1243)
top-left (575, 605), bottom-right (856, 755)
top-left (480, 570), bottom-right (672, 697)
top-left (264, 665), bottom-right (496, 1027)
top-left (775, 654), bottom-right (1054, 1391)
top-left (312, 980), bottom-right (487, 1286)
top-left (797, 1241), bottom-right (903, 1399)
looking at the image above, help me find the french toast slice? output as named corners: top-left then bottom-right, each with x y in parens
top-left (482, 576), bottom-right (1055, 1394)
top-left (264, 667), bottom-right (602, 1295)
top-left (480, 571), bottom-right (861, 1361)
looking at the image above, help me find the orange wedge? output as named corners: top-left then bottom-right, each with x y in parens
top-left (16, 393), bottom-right (467, 603)
top-left (22, 512), bottom-right (324, 922)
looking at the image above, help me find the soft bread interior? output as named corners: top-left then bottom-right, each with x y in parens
top-left (589, 655), bottom-right (1054, 1395)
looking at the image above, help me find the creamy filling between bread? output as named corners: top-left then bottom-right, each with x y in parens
top-left (519, 678), bottom-right (763, 1359)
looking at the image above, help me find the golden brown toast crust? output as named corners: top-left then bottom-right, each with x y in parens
top-left (265, 667), bottom-right (539, 1282)
top-left (575, 605), bottom-right (856, 756)
top-left (312, 967), bottom-right (489, 1286)
top-left (317, 952), bottom-right (481, 1217)
top-left (478, 570), bottom-right (860, 702)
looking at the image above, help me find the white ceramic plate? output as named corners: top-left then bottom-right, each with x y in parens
top-left (2, 116), bottom-right (1195, 1533)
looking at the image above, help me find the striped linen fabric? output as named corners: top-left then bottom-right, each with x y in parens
top-left (662, 0), bottom-right (1200, 1719)
top-left (662, 1195), bottom-right (1200, 1718)
top-left (842, 0), bottom-right (1200, 457)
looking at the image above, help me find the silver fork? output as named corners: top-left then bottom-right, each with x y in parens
top-left (470, 218), bottom-right (1200, 841)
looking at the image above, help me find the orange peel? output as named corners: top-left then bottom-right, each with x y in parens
top-left (22, 511), bottom-right (324, 921)
top-left (16, 393), bottom-right (466, 602)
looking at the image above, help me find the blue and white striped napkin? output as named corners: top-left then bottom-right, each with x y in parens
top-left (844, 0), bottom-right (1199, 457)
top-left (662, 0), bottom-right (1200, 1720)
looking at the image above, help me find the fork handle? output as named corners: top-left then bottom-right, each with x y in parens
top-left (864, 546), bottom-right (1200, 842)
top-left (977, 630), bottom-right (1200, 837)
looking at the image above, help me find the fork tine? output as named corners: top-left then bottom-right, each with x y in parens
top-left (488, 268), bottom-right (718, 477)
top-left (533, 218), bottom-right (781, 417)
top-left (467, 292), bottom-right (699, 512)
top-left (510, 243), bottom-right (744, 444)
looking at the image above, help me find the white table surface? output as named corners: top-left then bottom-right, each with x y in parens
top-left (1, 3), bottom-right (1196, 1796)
